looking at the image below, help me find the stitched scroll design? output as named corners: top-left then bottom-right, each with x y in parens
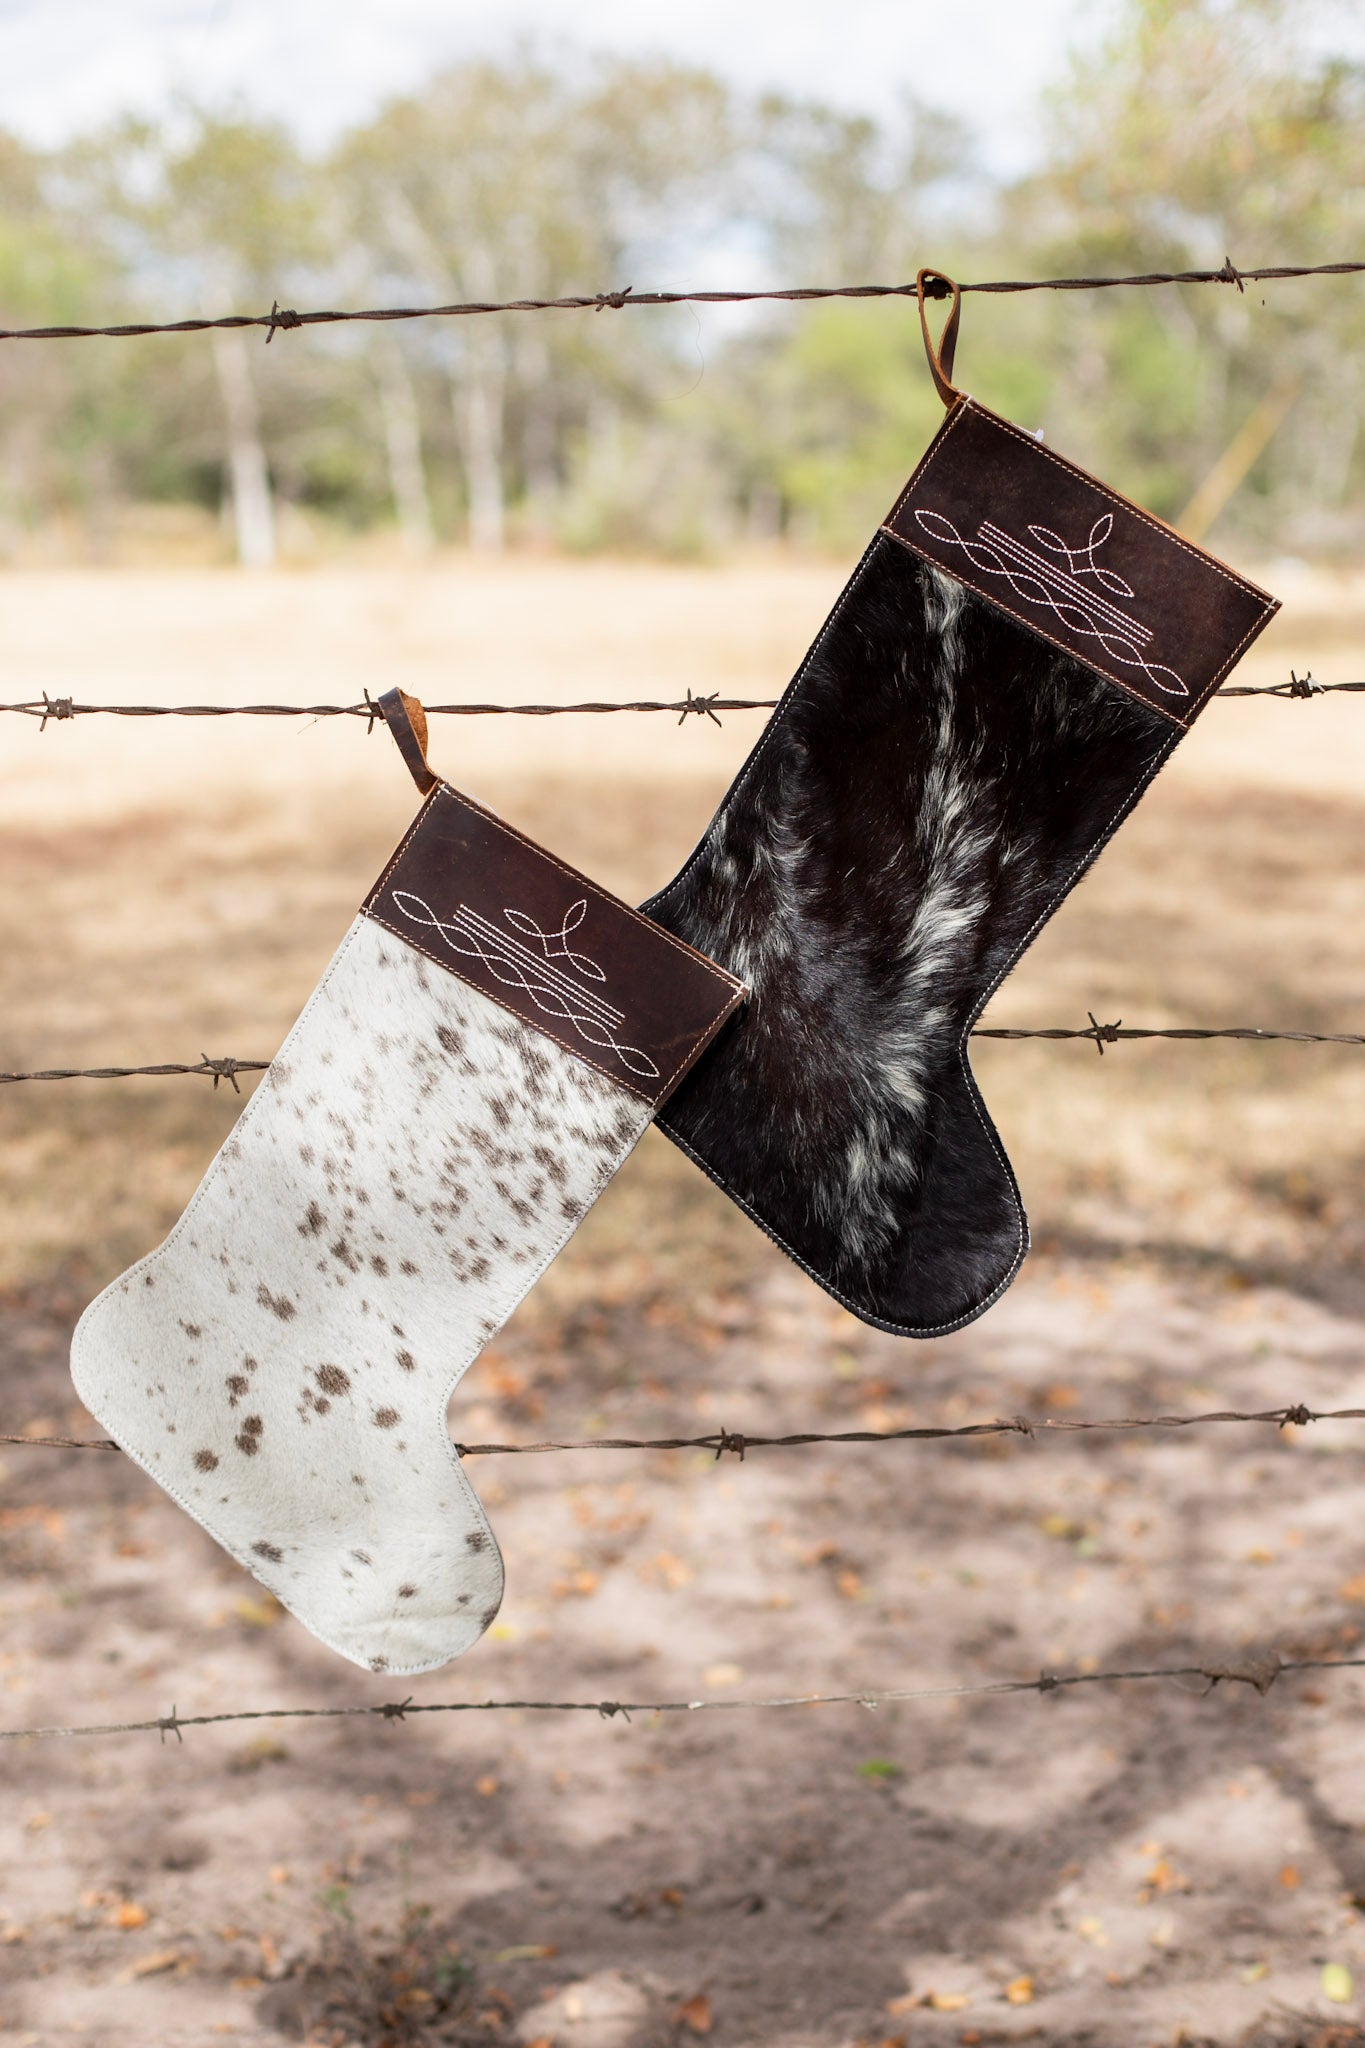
top-left (914, 508), bottom-right (1189, 699)
top-left (389, 892), bottom-right (661, 1080)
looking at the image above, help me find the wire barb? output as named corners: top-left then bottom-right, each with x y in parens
top-left (38, 691), bottom-right (73, 730)
top-left (265, 301), bottom-right (303, 343)
top-left (677, 689), bottom-right (724, 727)
top-left (1087, 1011), bottom-right (1122, 1054)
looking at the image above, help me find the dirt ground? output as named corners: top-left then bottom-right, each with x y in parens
top-left (2, 558), bottom-right (1365, 2048)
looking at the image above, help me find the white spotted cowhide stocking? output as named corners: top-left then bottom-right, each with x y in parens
top-left (71, 702), bottom-right (743, 1674)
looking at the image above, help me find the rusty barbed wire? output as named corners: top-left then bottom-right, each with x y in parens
top-left (1, 1399), bottom-right (1357, 1459)
top-left (0, 257), bottom-right (1361, 346)
top-left (0, 1054), bottom-right (269, 1090)
top-left (0, 675), bottom-right (1361, 728)
top-left (0, 1647), bottom-right (1352, 1744)
top-left (2, 1021), bottom-right (1361, 1089)
top-left (0, 689), bottom-right (778, 726)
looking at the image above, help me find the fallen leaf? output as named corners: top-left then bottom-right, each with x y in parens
top-left (674, 1992), bottom-right (713, 2033)
top-left (228, 1736), bottom-right (289, 1773)
top-left (24, 1812), bottom-right (50, 1834)
top-left (232, 1594), bottom-right (282, 1628)
top-left (1139, 1857), bottom-right (1191, 1901)
top-left (856, 1759), bottom-right (902, 1781)
top-left (111, 1902), bottom-right (149, 1931)
top-left (552, 1568), bottom-right (598, 1598)
top-left (702, 1664), bottom-right (742, 1690)
top-left (1279, 1863), bottom-right (1300, 1889)
top-left (231, 1975), bottom-right (263, 1993)
top-left (1004, 1975), bottom-right (1034, 2004)
top-left (268, 1865), bottom-right (290, 1886)
top-left (1322, 1962), bottom-right (1354, 2004)
top-left (1245, 1547), bottom-right (1276, 1565)
top-left (492, 1944), bottom-right (557, 1963)
top-left (836, 1566), bottom-right (865, 1601)
top-left (925, 1989), bottom-right (971, 2011)
top-left (884, 1992), bottom-right (917, 2016)
top-left (1076, 1916), bottom-right (1108, 1945)
top-left (1242, 1961), bottom-right (1269, 1983)
top-left (647, 1552), bottom-right (693, 1591)
top-left (1339, 1575), bottom-right (1365, 1605)
top-left (116, 1949), bottom-right (181, 1984)
top-left (475, 1775), bottom-right (500, 1798)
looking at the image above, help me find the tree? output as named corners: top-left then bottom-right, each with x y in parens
top-left (334, 51), bottom-right (736, 551)
top-left (60, 106), bottom-right (323, 565)
top-left (1024, 0), bottom-right (1365, 546)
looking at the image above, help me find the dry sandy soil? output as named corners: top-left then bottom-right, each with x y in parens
top-left (1, 557), bottom-right (1364, 2048)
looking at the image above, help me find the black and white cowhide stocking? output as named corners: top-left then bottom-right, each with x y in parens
top-left (643, 280), bottom-right (1278, 1338)
top-left (71, 693), bottom-right (743, 1674)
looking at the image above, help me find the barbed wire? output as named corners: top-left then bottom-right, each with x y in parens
top-left (3, 1399), bottom-right (1358, 1460)
top-left (0, 674), bottom-right (1361, 731)
top-left (3, 1020), bottom-right (1360, 1090)
top-left (0, 689), bottom-right (778, 728)
top-left (0, 1647), bottom-right (1350, 1744)
top-left (0, 257), bottom-right (1361, 346)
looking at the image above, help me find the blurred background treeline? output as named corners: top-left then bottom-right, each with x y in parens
top-left (0, 0), bottom-right (1361, 567)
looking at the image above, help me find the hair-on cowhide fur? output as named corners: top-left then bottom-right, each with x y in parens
top-left (72, 916), bottom-right (651, 1675)
top-left (642, 533), bottom-right (1178, 1337)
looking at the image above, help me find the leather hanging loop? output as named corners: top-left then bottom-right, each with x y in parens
top-left (378, 687), bottom-right (438, 794)
top-left (916, 267), bottom-right (963, 409)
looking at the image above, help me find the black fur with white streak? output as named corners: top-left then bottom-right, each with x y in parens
top-left (642, 532), bottom-right (1177, 1336)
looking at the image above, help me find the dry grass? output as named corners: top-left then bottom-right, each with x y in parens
top-left (0, 556), bottom-right (1361, 1300)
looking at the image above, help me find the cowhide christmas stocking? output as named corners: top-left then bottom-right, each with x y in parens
top-left (72, 692), bottom-right (743, 1674)
top-left (644, 271), bottom-right (1279, 1339)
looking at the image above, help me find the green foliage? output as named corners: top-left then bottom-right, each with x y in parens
top-left (0, 13), bottom-right (1358, 560)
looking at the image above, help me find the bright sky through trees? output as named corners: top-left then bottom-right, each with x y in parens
top-left (0, 0), bottom-right (1109, 175)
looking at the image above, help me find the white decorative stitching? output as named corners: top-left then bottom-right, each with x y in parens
top-left (913, 508), bottom-right (1189, 699)
top-left (390, 890), bottom-right (662, 1082)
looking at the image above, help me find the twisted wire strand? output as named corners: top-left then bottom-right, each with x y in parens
top-left (1, 1399), bottom-right (1357, 1458)
top-left (0, 676), bottom-right (1360, 727)
top-left (2, 1022), bottom-right (1360, 1089)
top-left (0, 257), bottom-right (1360, 345)
top-left (0, 1648), bottom-right (1348, 1743)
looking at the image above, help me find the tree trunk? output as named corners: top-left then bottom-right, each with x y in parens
top-left (377, 340), bottom-right (435, 554)
top-left (517, 325), bottom-right (559, 511)
top-left (451, 323), bottom-right (506, 553)
top-left (211, 327), bottom-right (275, 569)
